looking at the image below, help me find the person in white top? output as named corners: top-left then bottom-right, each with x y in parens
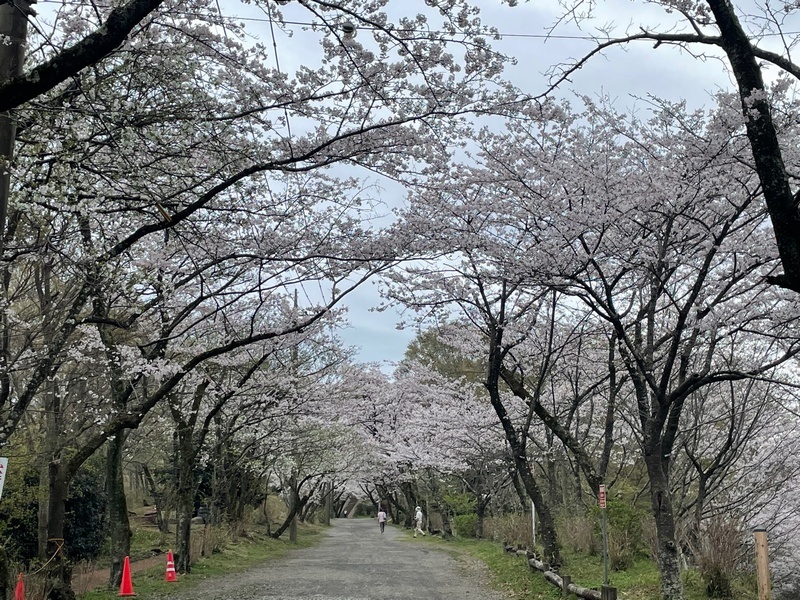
top-left (414, 506), bottom-right (426, 537)
top-left (377, 508), bottom-right (387, 534)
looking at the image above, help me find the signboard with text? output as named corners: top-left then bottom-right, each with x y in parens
top-left (598, 484), bottom-right (607, 509)
top-left (0, 457), bottom-right (7, 502)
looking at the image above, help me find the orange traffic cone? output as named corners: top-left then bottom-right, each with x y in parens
top-left (118, 556), bottom-right (135, 596)
top-left (14, 573), bottom-right (24, 600)
top-left (165, 550), bottom-right (177, 582)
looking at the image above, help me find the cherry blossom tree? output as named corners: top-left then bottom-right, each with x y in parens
top-left (1, 1), bottom-right (518, 596)
top-left (543, 0), bottom-right (800, 293)
top-left (386, 87), bottom-right (800, 597)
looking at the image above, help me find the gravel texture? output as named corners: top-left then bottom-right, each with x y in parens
top-left (157, 518), bottom-right (512, 600)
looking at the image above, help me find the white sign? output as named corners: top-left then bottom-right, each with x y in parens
top-left (0, 457), bottom-right (7, 501)
top-left (598, 484), bottom-right (607, 509)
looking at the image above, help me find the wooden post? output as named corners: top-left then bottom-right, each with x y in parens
top-left (600, 585), bottom-right (617, 600)
top-left (754, 527), bottom-right (771, 600)
top-left (562, 574), bottom-right (571, 597)
top-left (599, 484), bottom-right (609, 585)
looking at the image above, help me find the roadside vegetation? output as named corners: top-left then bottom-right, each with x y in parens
top-left (405, 519), bottom-right (759, 600)
top-left (74, 518), bottom-right (324, 600)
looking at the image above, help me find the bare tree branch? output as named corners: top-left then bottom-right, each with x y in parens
top-left (0, 0), bottom-right (165, 112)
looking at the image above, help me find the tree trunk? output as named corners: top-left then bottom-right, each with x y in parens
top-left (439, 506), bottom-right (453, 537)
top-left (289, 473), bottom-right (300, 542)
top-left (289, 476), bottom-right (298, 542)
top-left (142, 464), bottom-right (169, 534)
top-left (529, 478), bottom-right (560, 566)
top-left (509, 464), bottom-right (528, 511)
top-left (175, 491), bottom-right (193, 574)
top-left (45, 461), bottom-right (75, 600)
top-left (401, 481), bottom-right (415, 528)
top-left (38, 463), bottom-right (50, 559)
top-left (385, 492), bottom-right (404, 526)
top-left (484, 318), bottom-right (562, 565)
top-left (210, 422), bottom-right (224, 526)
top-left (645, 452), bottom-right (684, 600)
top-left (476, 495), bottom-right (489, 539)
top-left (173, 428), bottom-right (195, 574)
top-left (107, 433), bottom-right (132, 588)
top-left (705, 0), bottom-right (800, 293)
top-left (271, 493), bottom-right (308, 539)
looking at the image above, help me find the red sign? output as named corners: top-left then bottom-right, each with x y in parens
top-left (598, 484), bottom-right (606, 509)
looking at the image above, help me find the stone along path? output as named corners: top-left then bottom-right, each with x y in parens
top-left (157, 518), bottom-right (513, 600)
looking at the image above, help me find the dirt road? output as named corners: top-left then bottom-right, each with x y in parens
top-left (156, 518), bottom-right (512, 600)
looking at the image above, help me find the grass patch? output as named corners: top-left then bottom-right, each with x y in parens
top-left (409, 534), bottom-right (758, 600)
top-left (77, 524), bottom-right (325, 600)
top-left (129, 527), bottom-right (166, 561)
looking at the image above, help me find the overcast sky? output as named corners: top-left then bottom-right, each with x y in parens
top-left (320, 0), bottom-right (748, 371)
top-left (229, 0), bottom-right (765, 371)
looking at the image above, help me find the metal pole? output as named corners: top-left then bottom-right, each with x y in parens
top-left (531, 501), bottom-right (536, 548)
top-left (601, 507), bottom-right (609, 585)
top-left (0, 0), bottom-right (35, 250)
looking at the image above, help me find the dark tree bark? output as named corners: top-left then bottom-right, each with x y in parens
top-left (45, 461), bottom-right (74, 600)
top-left (271, 490), bottom-right (310, 540)
top-left (288, 474), bottom-right (298, 542)
top-left (142, 464), bottom-right (169, 534)
top-left (484, 314), bottom-right (562, 566)
top-left (475, 496), bottom-right (488, 539)
top-left (645, 449), bottom-right (682, 600)
top-left (173, 421), bottom-right (196, 574)
top-left (106, 432), bottom-right (132, 588)
top-left (400, 481), bottom-right (416, 528)
top-left (703, 0), bottom-right (800, 294)
top-left (555, 3), bottom-right (800, 295)
top-left (384, 491), bottom-right (405, 526)
top-left (508, 463), bottom-right (528, 512)
top-left (0, 0), bottom-right (166, 112)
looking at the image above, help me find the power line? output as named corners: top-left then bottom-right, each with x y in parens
top-left (27, 0), bottom-right (631, 42)
top-left (31, 0), bottom-right (800, 41)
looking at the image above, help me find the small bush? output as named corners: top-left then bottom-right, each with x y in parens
top-left (559, 514), bottom-right (599, 555)
top-left (589, 499), bottom-right (648, 570)
top-left (690, 516), bottom-right (745, 599)
top-left (484, 513), bottom-right (532, 549)
top-left (607, 528), bottom-right (636, 570)
top-left (453, 514), bottom-right (478, 538)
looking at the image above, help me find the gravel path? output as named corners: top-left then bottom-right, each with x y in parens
top-left (157, 519), bottom-right (512, 600)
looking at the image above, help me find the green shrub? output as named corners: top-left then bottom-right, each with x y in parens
top-left (64, 460), bottom-right (107, 561)
top-left (453, 514), bottom-right (478, 538)
top-left (0, 458), bottom-right (107, 564)
top-left (0, 462), bottom-right (39, 560)
top-left (590, 499), bottom-right (648, 571)
top-left (443, 492), bottom-right (476, 516)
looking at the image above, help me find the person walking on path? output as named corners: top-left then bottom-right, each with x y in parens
top-left (414, 506), bottom-right (426, 538)
top-left (377, 508), bottom-right (387, 534)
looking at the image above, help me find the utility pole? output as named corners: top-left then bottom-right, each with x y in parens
top-left (0, 0), bottom-right (35, 251)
